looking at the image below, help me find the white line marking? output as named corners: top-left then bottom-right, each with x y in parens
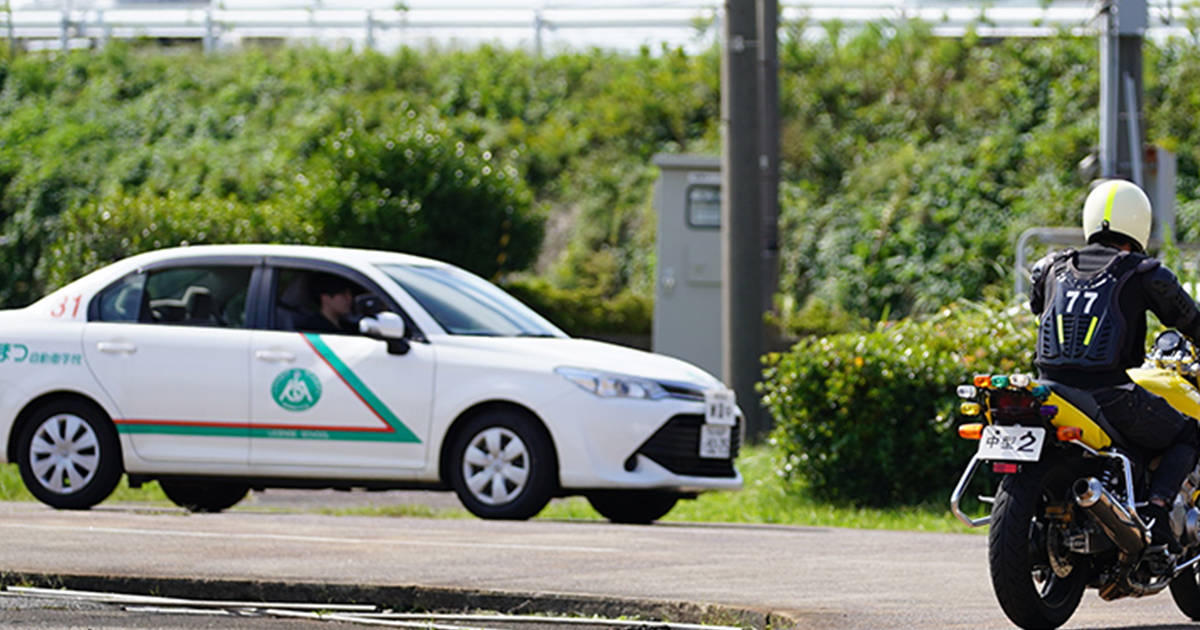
top-left (0, 522), bottom-right (615, 553)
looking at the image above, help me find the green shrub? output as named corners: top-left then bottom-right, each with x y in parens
top-left (305, 112), bottom-right (543, 281)
top-left (501, 274), bottom-right (651, 336)
top-left (760, 300), bottom-right (1035, 507)
top-left (41, 191), bottom-right (320, 287)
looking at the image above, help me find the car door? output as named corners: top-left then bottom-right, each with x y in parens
top-left (83, 261), bottom-right (257, 465)
top-left (249, 264), bottom-right (434, 471)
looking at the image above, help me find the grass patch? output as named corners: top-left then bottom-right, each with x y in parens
top-left (0, 463), bottom-right (170, 506)
top-left (1, 446), bottom-right (981, 533)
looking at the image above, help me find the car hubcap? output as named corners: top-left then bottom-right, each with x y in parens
top-left (463, 427), bottom-right (529, 506)
top-left (29, 414), bottom-right (99, 495)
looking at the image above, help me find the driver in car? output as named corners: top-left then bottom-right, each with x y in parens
top-left (299, 273), bottom-right (358, 334)
top-left (1029, 179), bottom-right (1200, 555)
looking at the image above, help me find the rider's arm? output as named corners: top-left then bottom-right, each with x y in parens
top-left (1142, 261), bottom-right (1200, 341)
top-left (1029, 253), bottom-right (1055, 315)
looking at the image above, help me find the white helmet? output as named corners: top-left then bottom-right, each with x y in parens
top-left (1082, 179), bottom-right (1152, 252)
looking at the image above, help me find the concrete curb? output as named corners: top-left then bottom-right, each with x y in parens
top-left (0, 572), bottom-right (803, 629)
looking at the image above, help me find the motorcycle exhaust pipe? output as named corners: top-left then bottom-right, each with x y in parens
top-left (1074, 477), bottom-right (1150, 555)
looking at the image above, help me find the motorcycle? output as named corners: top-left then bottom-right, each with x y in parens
top-left (950, 330), bottom-right (1200, 630)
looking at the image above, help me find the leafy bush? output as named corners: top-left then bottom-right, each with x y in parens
top-left (760, 300), bottom-right (1035, 507)
top-left (41, 191), bottom-right (321, 286)
top-left (502, 275), bottom-right (651, 336)
top-left (305, 112), bottom-right (542, 281)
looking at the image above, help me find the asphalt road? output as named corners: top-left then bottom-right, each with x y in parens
top-left (1, 498), bottom-right (1198, 629)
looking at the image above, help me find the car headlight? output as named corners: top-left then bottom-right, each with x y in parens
top-left (555, 367), bottom-right (668, 400)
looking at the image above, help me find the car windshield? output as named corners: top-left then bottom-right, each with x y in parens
top-left (378, 264), bottom-right (565, 338)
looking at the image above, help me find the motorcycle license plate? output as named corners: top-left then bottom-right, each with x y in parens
top-left (977, 425), bottom-right (1045, 462)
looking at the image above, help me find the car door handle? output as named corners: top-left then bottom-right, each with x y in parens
top-left (95, 341), bottom-right (137, 355)
top-left (255, 350), bottom-right (296, 363)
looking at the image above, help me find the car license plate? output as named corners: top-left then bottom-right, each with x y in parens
top-left (699, 423), bottom-right (732, 459)
top-left (977, 425), bottom-right (1045, 462)
top-left (705, 389), bottom-right (736, 426)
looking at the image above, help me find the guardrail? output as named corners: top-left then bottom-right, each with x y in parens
top-left (0, 1), bottom-right (1194, 53)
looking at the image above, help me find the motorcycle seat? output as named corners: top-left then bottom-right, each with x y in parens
top-left (1038, 380), bottom-right (1134, 450)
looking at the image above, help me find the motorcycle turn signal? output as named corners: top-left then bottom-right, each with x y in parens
top-left (958, 423), bottom-right (984, 440)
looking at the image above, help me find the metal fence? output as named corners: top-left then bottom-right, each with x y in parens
top-left (0, 1), bottom-right (1195, 53)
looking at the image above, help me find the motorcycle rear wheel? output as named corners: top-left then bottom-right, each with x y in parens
top-left (989, 459), bottom-right (1089, 630)
top-left (1170, 562), bottom-right (1200, 619)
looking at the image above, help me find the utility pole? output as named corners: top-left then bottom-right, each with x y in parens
top-left (758, 0), bottom-right (779, 322)
top-left (1097, 0), bottom-right (1146, 184)
top-left (721, 0), bottom-right (765, 439)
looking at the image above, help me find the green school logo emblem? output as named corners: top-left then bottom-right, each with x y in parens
top-left (272, 369), bottom-right (322, 412)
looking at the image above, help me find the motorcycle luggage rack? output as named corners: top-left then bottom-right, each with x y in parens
top-left (950, 442), bottom-right (1141, 529)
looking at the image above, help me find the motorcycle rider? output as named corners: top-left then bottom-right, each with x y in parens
top-left (1030, 179), bottom-right (1200, 554)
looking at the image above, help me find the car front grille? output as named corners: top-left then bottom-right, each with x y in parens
top-left (635, 414), bottom-right (740, 478)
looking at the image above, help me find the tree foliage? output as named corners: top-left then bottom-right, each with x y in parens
top-left (6, 21), bottom-right (1200, 331)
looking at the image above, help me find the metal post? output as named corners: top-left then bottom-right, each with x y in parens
top-left (1124, 72), bottom-right (1143, 187)
top-left (1097, 0), bottom-right (1147, 181)
top-left (757, 0), bottom-right (779, 320)
top-left (203, 8), bottom-right (214, 54)
top-left (365, 10), bottom-right (375, 51)
top-left (1098, 0), bottom-right (1120, 178)
top-left (533, 9), bottom-right (544, 57)
top-left (5, 2), bottom-right (15, 56)
top-left (59, 7), bottom-right (69, 52)
top-left (721, 0), bottom-right (764, 439)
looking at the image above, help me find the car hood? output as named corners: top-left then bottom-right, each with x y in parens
top-left (440, 336), bottom-right (725, 390)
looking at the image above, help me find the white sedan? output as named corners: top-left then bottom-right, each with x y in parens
top-left (0, 245), bottom-right (741, 522)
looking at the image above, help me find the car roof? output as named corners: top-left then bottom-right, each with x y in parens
top-left (122, 244), bottom-right (452, 269)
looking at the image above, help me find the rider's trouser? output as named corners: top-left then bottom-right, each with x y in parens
top-left (1094, 384), bottom-right (1200, 503)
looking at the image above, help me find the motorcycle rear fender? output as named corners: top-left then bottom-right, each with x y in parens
top-left (1044, 391), bottom-right (1113, 451)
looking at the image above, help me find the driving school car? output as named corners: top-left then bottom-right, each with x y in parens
top-left (0, 245), bottom-right (742, 522)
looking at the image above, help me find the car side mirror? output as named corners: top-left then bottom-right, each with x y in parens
top-left (359, 312), bottom-right (410, 356)
top-left (360, 311), bottom-right (407, 339)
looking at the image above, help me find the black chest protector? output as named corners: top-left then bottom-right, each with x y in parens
top-left (1035, 251), bottom-right (1142, 372)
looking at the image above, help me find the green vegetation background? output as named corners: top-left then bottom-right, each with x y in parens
top-left (9, 19), bottom-right (1200, 328)
top-left (6, 17), bottom-right (1200, 513)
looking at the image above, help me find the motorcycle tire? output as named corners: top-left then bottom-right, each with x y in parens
top-left (989, 459), bottom-right (1089, 630)
top-left (1170, 562), bottom-right (1200, 619)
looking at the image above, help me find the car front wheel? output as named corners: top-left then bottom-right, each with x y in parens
top-left (16, 400), bottom-right (123, 510)
top-left (449, 410), bottom-right (556, 520)
top-left (587, 490), bottom-right (680, 524)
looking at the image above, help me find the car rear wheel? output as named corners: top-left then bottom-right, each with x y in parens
top-left (159, 479), bottom-right (250, 513)
top-left (587, 490), bottom-right (680, 524)
top-left (16, 400), bottom-right (123, 510)
top-left (449, 410), bottom-right (556, 520)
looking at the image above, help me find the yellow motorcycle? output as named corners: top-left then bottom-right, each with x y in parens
top-left (951, 330), bottom-right (1200, 630)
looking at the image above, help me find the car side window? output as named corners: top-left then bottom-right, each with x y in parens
top-left (95, 272), bottom-right (147, 323)
top-left (142, 266), bottom-right (253, 328)
top-left (273, 268), bottom-right (369, 334)
top-left (94, 266), bottom-right (253, 328)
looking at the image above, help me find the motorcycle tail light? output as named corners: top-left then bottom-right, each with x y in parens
top-left (1009, 373), bottom-right (1031, 388)
top-left (958, 423), bottom-right (984, 440)
top-left (956, 385), bottom-right (978, 399)
top-left (991, 375), bottom-right (1010, 389)
top-left (974, 374), bottom-right (992, 388)
top-left (993, 462), bottom-right (1020, 474)
top-left (1057, 426), bottom-right (1083, 442)
top-left (960, 402), bottom-right (982, 416)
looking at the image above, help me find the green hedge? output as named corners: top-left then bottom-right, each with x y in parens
top-left (42, 192), bottom-right (320, 288)
top-left (501, 275), bottom-right (651, 337)
top-left (760, 300), bottom-right (1035, 507)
